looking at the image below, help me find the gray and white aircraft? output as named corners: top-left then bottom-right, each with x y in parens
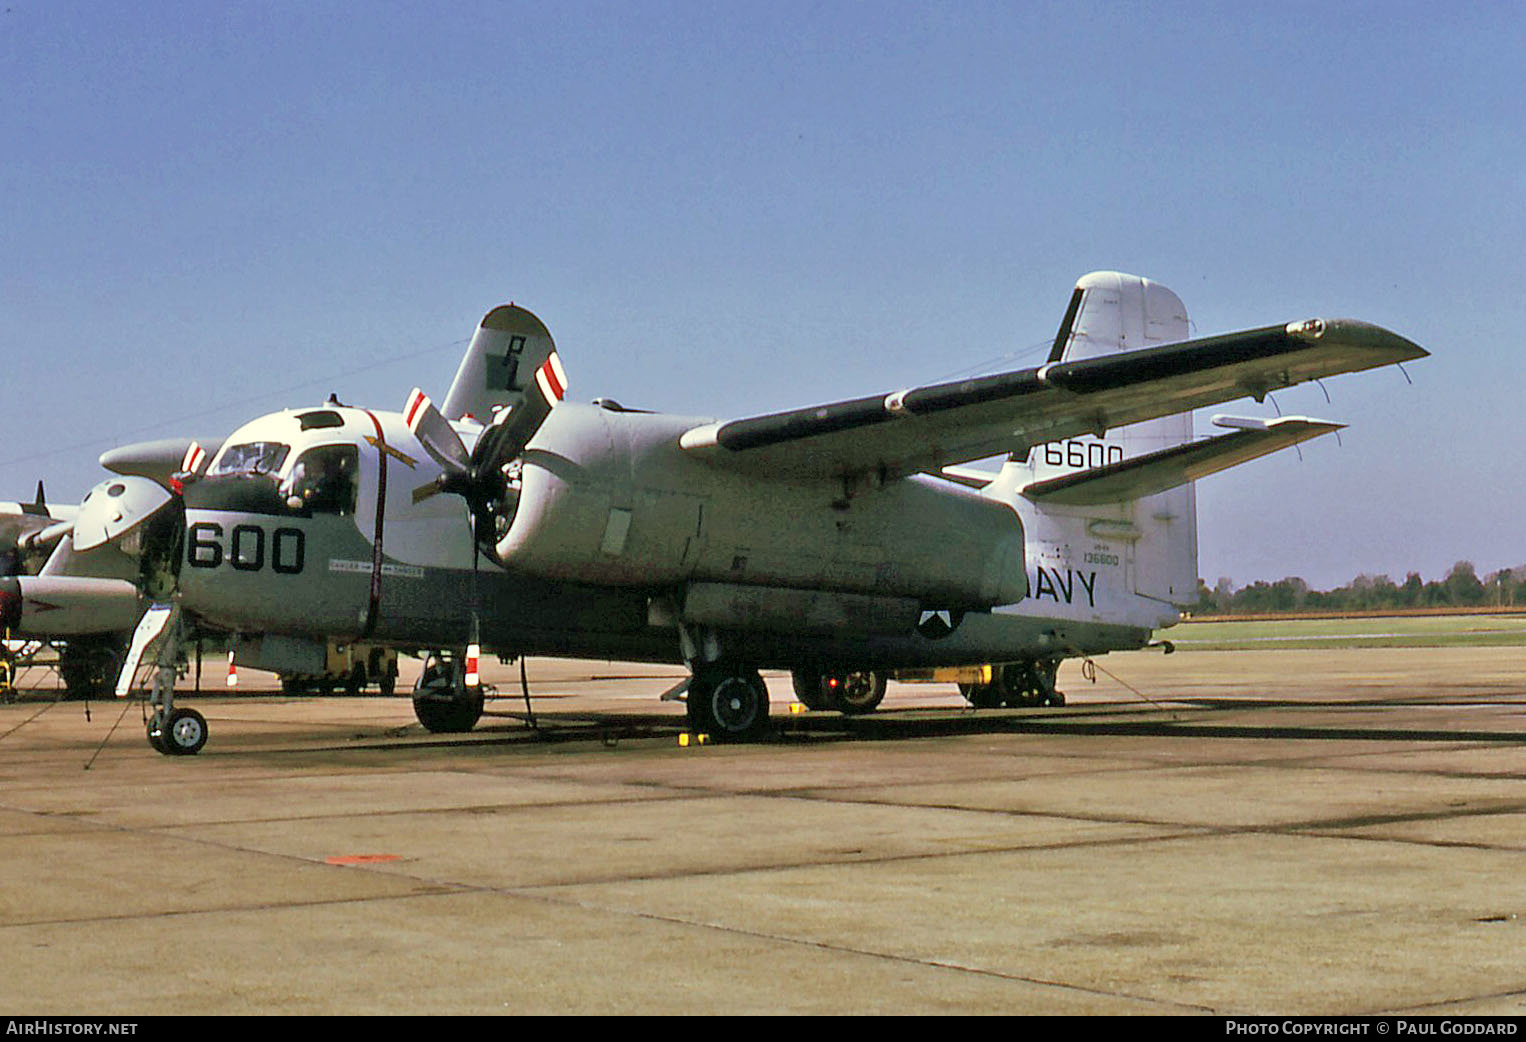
top-left (3, 272), bottom-right (1426, 754)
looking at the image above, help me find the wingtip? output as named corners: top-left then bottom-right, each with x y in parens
top-left (1316, 318), bottom-right (1430, 362)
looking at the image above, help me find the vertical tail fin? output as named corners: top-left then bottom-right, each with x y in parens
top-left (439, 304), bottom-right (559, 424)
top-left (1004, 272), bottom-right (1199, 610)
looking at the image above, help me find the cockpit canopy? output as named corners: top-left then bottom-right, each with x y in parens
top-left (209, 441), bottom-right (289, 477)
top-left (204, 410), bottom-right (371, 518)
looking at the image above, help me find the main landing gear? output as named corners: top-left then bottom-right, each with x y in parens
top-left (685, 664), bottom-right (771, 743)
top-left (790, 669), bottom-right (887, 715)
top-left (58, 636), bottom-right (127, 700)
top-left (411, 651), bottom-right (485, 734)
top-left (958, 659), bottom-right (1065, 709)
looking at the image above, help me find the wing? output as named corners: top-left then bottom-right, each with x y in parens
top-left (678, 317), bottom-right (1425, 480)
top-left (1019, 415), bottom-right (1344, 506)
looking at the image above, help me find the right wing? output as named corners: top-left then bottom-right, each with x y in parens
top-left (679, 318), bottom-right (1426, 481)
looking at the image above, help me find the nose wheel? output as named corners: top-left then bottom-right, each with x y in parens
top-left (147, 706), bottom-right (208, 756)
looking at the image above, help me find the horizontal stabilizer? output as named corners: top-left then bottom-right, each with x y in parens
top-left (1021, 416), bottom-right (1344, 506)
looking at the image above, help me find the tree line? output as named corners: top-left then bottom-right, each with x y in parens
top-left (1194, 561), bottom-right (1524, 615)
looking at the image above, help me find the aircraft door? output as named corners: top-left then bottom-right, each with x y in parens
top-left (283, 441), bottom-right (375, 637)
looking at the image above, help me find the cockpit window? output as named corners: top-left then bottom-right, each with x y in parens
top-left (210, 442), bottom-right (290, 476)
top-left (297, 410), bottom-right (345, 431)
top-left (283, 444), bottom-right (359, 516)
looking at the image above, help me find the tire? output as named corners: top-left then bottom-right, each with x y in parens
top-left (412, 660), bottom-right (483, 733)
top-left (413, 689), bottom-right (485, 733)
top-left (995, 663), bottom-right (1047, 707)
top-left (688, 669), bottom-right (770, 742)
top-left (825, 670), bottom-right (886, 715)
top-left (960, 682), bottom-right (1003, 709)
top-left (344, 663), bottom-right (366, 697)
top-left (162, 707), bottom-right (207, 756)
top-left (791, 670), bottom-right (830, 710)
top-left (146, 714), bottom-right (170, 755)
top-left (59, 639), bottom-right (125, 700)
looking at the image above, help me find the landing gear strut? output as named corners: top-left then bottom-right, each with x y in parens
top-left (128, 605), bottom-right (207, 756)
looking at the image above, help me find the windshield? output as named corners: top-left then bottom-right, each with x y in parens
top-left (210, 442), bottom-right (290, 476)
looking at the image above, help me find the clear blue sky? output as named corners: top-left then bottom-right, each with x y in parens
top-left (3, 1), bottom-right (1521, 589)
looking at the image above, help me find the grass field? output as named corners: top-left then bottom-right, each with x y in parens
top-left (1171, 612), bottom-right (1526, 650)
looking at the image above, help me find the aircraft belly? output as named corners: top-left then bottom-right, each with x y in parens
top-left (751, 612), bottom-right (1153, 671)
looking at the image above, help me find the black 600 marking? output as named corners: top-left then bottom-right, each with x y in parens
top-left (187, 522), bottom-right (305, 574)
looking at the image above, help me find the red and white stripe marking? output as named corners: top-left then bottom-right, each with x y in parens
top-left (534, 352), bottom-right (568, 404)
top-left (225, 650), bottom-right (238, 689)
top-left (464, 643), bottom-right (481, 688)
top-left (403, 388), bottom-right (432, 432)
top-left (181, 441), bottom-right (207, 474)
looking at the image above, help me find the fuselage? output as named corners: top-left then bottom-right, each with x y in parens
top-left (176, 401), bottom-right (1164, 671)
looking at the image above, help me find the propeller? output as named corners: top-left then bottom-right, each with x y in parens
top-left (407, 350), bottom-right (568, 527)
top-left (404, 352), bottom-right (568, 691)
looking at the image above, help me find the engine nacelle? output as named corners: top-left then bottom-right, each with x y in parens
top-left (0, 576), bottom-right (143, 638)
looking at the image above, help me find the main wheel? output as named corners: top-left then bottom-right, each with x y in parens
top-left (824, 670), bottom-right (886, 715)
top-left (413, 690), bottom-right (484, 733)
top-left (790, 670), bottom-right (830, 710)
top-left (688, 670), bottom-right (770, 742)
top-left (411, 657), bottom-right (484, 733)
top-left (995, 663), bottom-right (1047, 707)
top-left (59, 638), bottom-right (125, 700)
top-left (959, 681), bottom-right (1003, 709)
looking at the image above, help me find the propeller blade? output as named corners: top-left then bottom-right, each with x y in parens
top-left (179, 441), bottom-right (210, 476)
top-left (469, 351), bottom-right (567, 478)
top-left (404, 388), bottom-right (472, 476)
top-left (411, 476), bottom-right (448, 504)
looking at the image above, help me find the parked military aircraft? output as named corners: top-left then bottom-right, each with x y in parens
top-left (9, 272), bottom-right (1425, 754)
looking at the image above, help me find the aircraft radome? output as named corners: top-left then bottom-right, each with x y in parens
top-left (1, 272), bottom-right (1427, 754)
